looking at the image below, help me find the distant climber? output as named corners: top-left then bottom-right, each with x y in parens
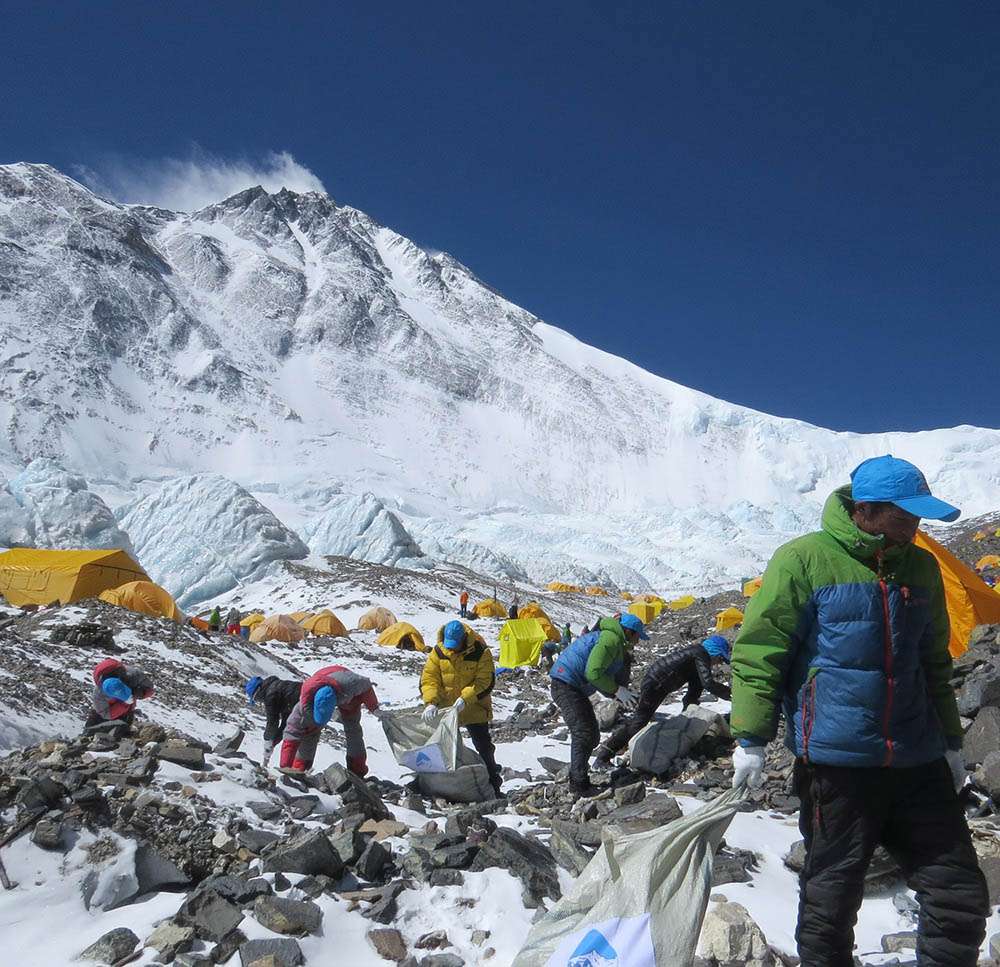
top-left (208, 606), bottom-right (221, 632)
top-left (549, 613), bottom-right (646, 797)
top-left (593, 634), bottom-right (732, 769)
top-left (245, 675), bottom-right (301, 765)
top-left (279, 666), bottom-right (380, 776)
top-left (420, 619), bottom-right (503, 797)
top-left (459, 590), bottom-right (469, 618)
top-left (84, 658), bottom-right (155, 732)
top-left (561, 623), bottom-right (572, 648)
top-left (731, 455), bottom-right (988, 966)
top-left (508, 598), bottom-right (519, 620)
top-left (225, 607), bottom-right (241, 635)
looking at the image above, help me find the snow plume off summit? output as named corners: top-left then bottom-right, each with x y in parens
top-left (2, 161), bottom-right (1000, 599)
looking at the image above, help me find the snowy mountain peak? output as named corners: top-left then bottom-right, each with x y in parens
top-left (3, 162), bottom-right (1000, 597)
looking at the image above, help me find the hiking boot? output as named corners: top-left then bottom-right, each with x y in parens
top-left (570, 779), bottom-right (601, 799)
top-left (277, 766), bottom-right (306, 777)
top-left (592, 752), bottom-right (613, 772)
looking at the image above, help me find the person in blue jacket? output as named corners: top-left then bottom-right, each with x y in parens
top-left (549, 613), bottom-right (647, 796)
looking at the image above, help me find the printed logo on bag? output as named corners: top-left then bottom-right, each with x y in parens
top-left (400, 743), bottom-right (448, 773)
top-left (568, 929), bottom-right (618, 966)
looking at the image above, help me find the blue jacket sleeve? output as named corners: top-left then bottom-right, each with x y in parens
top-left (102, 677), bottom-right (133, 703)
top-left (313, 685), bottom-right (338, 726)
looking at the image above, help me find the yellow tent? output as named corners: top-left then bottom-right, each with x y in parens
top-left (629, 602), bottom-right (657, 624)
top-left (620, 592), bottom-right (634, 602)
top-left (0, 548), bottom-right (149, 607)
top-left (977, 556), bottom-right (1000, 571)
top-left (634, 593), bottom-right (665, 606)
top-left (915, 531), bottom-right (1000, 658)
top-left (715, 607), bottom-right (745, 632)
top-left (584, 586), bottom-right (608, 596)
top-left (357, 606), bottom-right (398, 632)
top-left (666, 595), bottom-right (696, 611)
top-left (473, 599), bottom-right (507, 619)
top-left (376, 621), bottom-right (428, 652)
top-left (240, 612), bottom-right (265, 628)
top-left (289, 611), bottom-right (311, 623)
top-left (974, 531), bottom-right (988, 542)
top-left (743, 577), bottom-right (763, 598)
top-left (98, 581), bottom-right (184, 622)
top-left (498, 618), bottom-right (546, 668)
top-left (249, 614), bottom-right (306, 644)
top-left (516, 602), bottom-right (560, 642)
top-left (300, 609), bottom-right (349, 638)
top-left (546, 582), bottom-right (582, 593)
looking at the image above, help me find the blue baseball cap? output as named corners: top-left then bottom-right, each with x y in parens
top-left (850, 455), bottom-right (960, 523)
top-left (702, 635), bottom-right (731, 662)
top-left (245, 676), bottom-right (263, 705)
top-left (442, 620), bottom-right (467, 649)
top-left (619, 613), bottom-right (649, 640)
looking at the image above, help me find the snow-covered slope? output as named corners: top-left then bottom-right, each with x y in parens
top-left (116, 474), bottom-right (308, 606)
top-left (2, 162), bottom-right (999, 595)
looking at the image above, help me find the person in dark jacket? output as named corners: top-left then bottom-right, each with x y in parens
top-left (225, 607), bottom-right (242, 635)
top-left (550, 613), bottom-right (646, 796)
top-left (593, 634), bottom-right (732, 768)
top-left (246, 675), bottom-right (301, 764)
top-left (84, 658), bottom-right (155, 731)
top-left (731, 456), bottom-right (988, 967)
top-left (508, 599), bottom-right (519, 619)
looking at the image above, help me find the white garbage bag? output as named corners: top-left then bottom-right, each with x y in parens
top-left (381, 705), bottom-right (494, 803)
top-left (513, 787), bottom-right (744, 967)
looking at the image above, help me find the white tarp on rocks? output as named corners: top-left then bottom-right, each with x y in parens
top-left (513, 787), bottom-right (743, 967)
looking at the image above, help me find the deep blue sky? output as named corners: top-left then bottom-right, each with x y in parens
top-left (3, 2), bottom-right (998, 432)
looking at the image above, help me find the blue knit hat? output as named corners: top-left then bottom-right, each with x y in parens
top-left (702, 635), bottom-right (731, 662)
top-left (245, 676), bottom-right (264, 705)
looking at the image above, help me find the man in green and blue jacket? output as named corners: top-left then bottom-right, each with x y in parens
top-left (731, 455), bottom-right (988, 967)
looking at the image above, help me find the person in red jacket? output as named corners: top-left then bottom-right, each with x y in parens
top-left (84, 658), bottom-right (155, 732)
top-left (459, 590), bottom-right (469, 618)
top-left (279, 665), bottom-right (380, 776)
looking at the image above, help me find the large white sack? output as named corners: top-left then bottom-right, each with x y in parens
top-left (513, 787), bottom-right (744, 967)
top-left (381, 705), bottom-right (494, 803)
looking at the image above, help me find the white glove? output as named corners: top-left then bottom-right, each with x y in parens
top-left (732, 745), bottom-right (766, 789)
top-left (452, 697), bottom-right (465, 713)
top-left (946, 749), bottom-right (967, 793)
top-left (422, 705), bottom-right (439, 723)
top-left (614, 686), bottom-right (637, 711)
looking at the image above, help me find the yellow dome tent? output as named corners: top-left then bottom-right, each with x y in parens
top-left (666, 595), bottom-right (696, 611)
top-left (98, 580), bottom-right (184, 622)
top-left (973, 531), bottom-right (988, 542)
top-left (976, 555), bottom-right (1000, 571)
top-left (0, 548), bottom-right (149, 608)
top-left (249, 614), bottom-right (306, 644)
top-left (240, 612), bottom-right (265, 629)
top-left (743, 577), bottom-right (763, 598)
top-left (715, 607), bottom-right (745, 632)
top-left (376, 621), bottom-right (428, 652)
top-left (516, 602), bottom-right (560, 642)
top-left (300, 610), bottom-right (349, 638)
top-left (473, 598), bottom-right (507, 619)
top-left (289, 611), bottom-right (311, 623)
top-left (620, 591), bottom-right (635, 602)
top-left (357, 606), bottom-right (398, 632)
top-left (629, 602), bottom-right (657, 624)
top-left (585, 586), bottom-right (608, 596)
top-left (498, 618), bottom-right (546, 668)
top-left (546, 582), bottom-right (582, 593)
top-left (915, 531), bottom-right (1000, 658)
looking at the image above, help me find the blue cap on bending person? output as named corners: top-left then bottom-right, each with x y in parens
top-left (702, 635), bottom-right (731, 662)
top-left (619, 612), bottom-right (649, 640)
top-left (442, 620), bottom-right (467, 650)
top-left (850, 455), bottom-right (960, 522)
top-left (245, 676), bottom-right (264, 705)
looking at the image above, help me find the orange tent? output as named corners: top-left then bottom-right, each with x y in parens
top-left (976, 555), bottom-right (1000, 571)
top-left (301, 610), bottom-right (349, 638)
top-left (516, 602), bottom-right (560, 642)
top-left (98, 580), bottom-right (184, 622)
top-left (743, 577), bottom-right (763, 598)
top-left (914, 531), bottom-right (1000, 658)
top-left (249, 614), bottom-right (306, 644)
top-left (357, 606), bottom-right (398, 632)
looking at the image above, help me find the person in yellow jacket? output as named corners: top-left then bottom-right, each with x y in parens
top-left (420, 619), bottom-right (503, 797)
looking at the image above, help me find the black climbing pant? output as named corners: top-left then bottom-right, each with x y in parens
top-left (794, 758), bottom-right (988, 967)
top-left (600, 682), bottom-right (667, 757)
top-left (465, 723), bottom-right (502, 793)
top-left (550, 679), bottom-right (599, 786)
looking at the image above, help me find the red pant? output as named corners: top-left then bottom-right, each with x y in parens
top-left (278, 738), bottom-right (367, 775)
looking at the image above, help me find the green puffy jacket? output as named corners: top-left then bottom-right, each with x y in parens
top-left (732, 486), bottom-right (958, 768)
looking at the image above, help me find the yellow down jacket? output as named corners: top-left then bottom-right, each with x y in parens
top-left (420, 623), bottom-right (495, 725)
